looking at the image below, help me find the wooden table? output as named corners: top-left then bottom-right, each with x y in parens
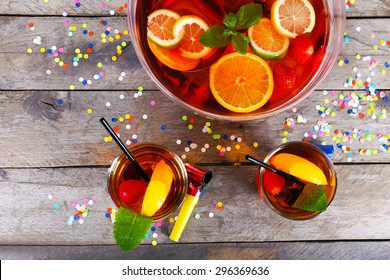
top-left (1, 0), bottom-right (390, 260)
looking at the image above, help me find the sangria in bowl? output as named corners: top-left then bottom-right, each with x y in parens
top-left (127, 0), bottom-right (346, 121)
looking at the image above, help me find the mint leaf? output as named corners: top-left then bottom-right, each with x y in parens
top-left (113, 207), bottom-right (153, 252)
top-left (223, 12), bottom-right (237, 29)
top-left (223, 28), bottom-right (237, 37)
top-left (232, 32), bottom-right (249, 55)
top-left (200, 2), bottom-right (263, 54)
top-left (293, 184), bottom-right (328, 212)
top-left (200, 25), bottom-right (231, 48)
top-left (235, 3), bottom-right (263, 30)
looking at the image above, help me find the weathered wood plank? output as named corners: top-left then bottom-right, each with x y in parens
top-left (0, 165), bottom-right (389, 246)
top-left (2, 241), bottom-right (390, 260)
top-left (0, 90), bottom-right (390, 168)
top-left (0, 0), bottom-right (388, 18)
top-left (1, 17), bottom-right (390, 90)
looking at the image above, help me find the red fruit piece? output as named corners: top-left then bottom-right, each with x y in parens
top-left (288, 35), bottom-right (314, 64)
top-left (118, 179), bottom-right (147, 205)
top-left (262, 169), bottom-right (286, 195)
top-left (273, 63), bottom-right (297, 89)
top-left (311, 46), bottom-right (326, 71)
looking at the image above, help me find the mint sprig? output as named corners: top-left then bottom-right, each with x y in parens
top-left (200, 3), bottom-right (263, 54)
top-left (113, 207), bottom-right (153, 252)
top-left (292, 184), bottom-right (328, 212)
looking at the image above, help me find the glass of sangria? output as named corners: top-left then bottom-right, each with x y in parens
top-left (108, 143), bottom-right (188, 221)
top-left (127, 0), bottom-right (345, 121)
top-left (255, 141), bottom-right (337, 220)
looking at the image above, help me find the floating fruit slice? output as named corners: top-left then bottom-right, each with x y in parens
top-left (172, 15), bottom-right (212, 59)
top-left (248, 17), bottom-right (290, 60)
top-left (147, 37), bottom-right (200, 71)
top-left (262, 169), bottom-right (285, 195)
top-left (118, 179), bottom-right (147, 205)
top-left (271, 0), bottom-right (316, 38)
top-left (209, 52), bottom-right (274, 113)
top-left (147, 9), bottom-right (183, 49)
top-left (269, 153), bottom-right (327, 185)
top-left (141, 160), bottom-right (173, 217)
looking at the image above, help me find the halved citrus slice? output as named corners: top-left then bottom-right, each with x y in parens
top-left (209, 52), bottom-right (274, 113)
top-left (141, 160), bottom-right (173, 217)
top-left (172, 15), bottom-right (212, 59)
top-left (271, 0), bottom-right (316, 38)
top-left (147, 9), bottom-right (183, 49)
top-left (269, 153), bottom-right (328, 185)
top-left (248, 17), bottom-right (290, 60)
top-left (147, 37), bottom-right (200, 71)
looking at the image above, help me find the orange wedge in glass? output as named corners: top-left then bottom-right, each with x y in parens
top-left (269, 153), bottom-right (328, 185)
top-left (209, 52), bottom-right (274, 113)
top-left (271, 0), bottom-right (316, 38)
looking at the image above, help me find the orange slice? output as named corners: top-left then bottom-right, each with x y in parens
top-left (248, 17), bottom-right (290, 60)
top-left (209, 52), bottom-right (274, 113)
top-left (270, 153), bottom-right (327, 185)
top-left (172, 15), bottom-right (212, 59)
top-left (147, 9), bottom-right (183, 49)
top-left (271, 0), bottom-right (316, 38)
top-left (147, 37), bottom-right (200, 71)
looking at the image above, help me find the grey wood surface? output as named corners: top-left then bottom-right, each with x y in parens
top-left (1, 17), bottom-right (390, 91)
top-left (1, 165), bottom-right (390, 246)
top-left (1, 0), bottom-right (390, 260)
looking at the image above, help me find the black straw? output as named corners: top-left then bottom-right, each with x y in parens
top-left (100, 117), bottom-right (150, 182)
top-left (245, 155), bottom-right (305, 187)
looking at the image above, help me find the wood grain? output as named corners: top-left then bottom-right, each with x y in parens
top-left (2, 241), bottom-right (390, 260)
top-left (0, 165), bottom-right (389, 246)
top-left (1, 90), bottom-right (390, 168)
top-left (1, 17), bottom-right (390, 90)
top-left (0, 0), bottom-right (388, 17)
top-left (1, 0), bottom-right (390, 260)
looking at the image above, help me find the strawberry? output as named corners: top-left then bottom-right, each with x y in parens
top-left (311, 46), bottom-right (326, 71)
top-left (288, 35), bottom-right (315, 64)
top-left (262, 169), bottom-right (285, 195)
top-left (118, 179), bottom-right (147, 205)
top-left (273, 63), bottom-right (297, 89)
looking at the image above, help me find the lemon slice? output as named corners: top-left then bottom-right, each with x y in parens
top-left (271, 0), bottom-right (316, 38)
top-left (141, 160), bottom-right (173, 217)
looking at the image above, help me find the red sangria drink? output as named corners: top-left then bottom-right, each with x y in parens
top-left (108, 143), bottom-right (188, 221)
top-left (256, 141), bottom-right (337, 220)
top-left (127, 0), bottom-right (345, 120)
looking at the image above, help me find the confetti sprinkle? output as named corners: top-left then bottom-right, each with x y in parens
top-left (68, 198), bottom-right (94, 225)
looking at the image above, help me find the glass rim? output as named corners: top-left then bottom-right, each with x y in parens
top-left (259, 141), bottom-right (338, 220)
top-left (107, 142), bottom-right (188, 221)
top-left (127, 0), bottom-right (347, 122)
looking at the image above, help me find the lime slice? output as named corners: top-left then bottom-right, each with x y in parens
top-left (147, 9), bottom-right (184, 49)
top-left (248, 17), bottom-right (290, 60)
top-left (293, 183), bottom-right (328, 212)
